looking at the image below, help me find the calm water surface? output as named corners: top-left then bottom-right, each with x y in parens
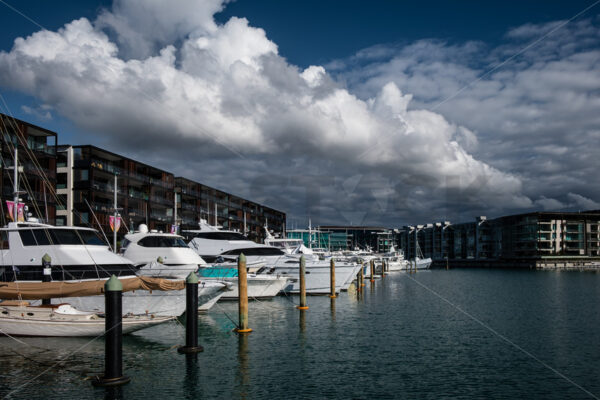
top-left (1, 269), bottom-right (600, 399)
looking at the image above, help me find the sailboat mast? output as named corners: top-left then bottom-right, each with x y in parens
top-left (113, 173), bottom-right (118, 253)
top-left (173, 189), bottom-right (177, 234)
top-left (13, 147), bottom-right (18, 221)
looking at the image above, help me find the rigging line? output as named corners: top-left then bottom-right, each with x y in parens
top-left (0, 99), bottom-right (78, 226)
top-left (0, 5), bottom-right (247, 161)
top-left (214, 301), bottom-right (239, 330)
top-left (84, 198), bottom-right (113, 250)
top-left (0, 0), bottom-right (45, 31)
top-left (0, 108), bottom-right (116, 277)
top-left (0, 116), bottom-right (52, 228)
top-left (431, 0), bottom-right (600, 112)
top-left (402, 273), bottom-right (599, 400)
top-left (2, 316), bottom-right (127, 399)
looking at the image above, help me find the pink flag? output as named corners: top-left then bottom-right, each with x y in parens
top-left (6, 201), bottom-right (25, 222)
top-left (109, 216), bottom-right (121, 232)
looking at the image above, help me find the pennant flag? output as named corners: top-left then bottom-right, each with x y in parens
top-left (109, 216), bottom-right (122, 232)
top-left (6, 201), bottom-right (25, 222)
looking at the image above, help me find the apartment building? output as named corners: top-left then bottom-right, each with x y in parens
top-left (0, 113), bottom-right (57, 224)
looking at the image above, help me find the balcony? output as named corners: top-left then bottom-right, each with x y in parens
top-left (150, 178), bottom-right (173, 189)
top-left (149, 195), bottom-right (173, 206)
top-left (128, 188), bottom-right (149, 201)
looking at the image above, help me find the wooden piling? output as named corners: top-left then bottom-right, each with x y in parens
top-left (370, 259), bottom-right (375, 283)
top-left (360, 263), bottom-right (366, 287)
top-left (297, 255), bottom-right (309, 310)
top-left (235, 253), bottom-right (252, 333)
top-left (329, 258), bottom-right (336, 298)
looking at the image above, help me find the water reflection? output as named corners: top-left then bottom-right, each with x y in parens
top-left (183, 354), bottom-right (201, 399)
top-left (330, 297), bottom-right (336, 321)
top-left (103, 386), bottom-right (124, 400)
top-left (236, 334), bottom-right (250, 399)
top-left (299, 310), bottom-right (306, 335)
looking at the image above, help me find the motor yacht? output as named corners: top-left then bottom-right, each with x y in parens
top-left (120, 224), bottom-right (228, 311)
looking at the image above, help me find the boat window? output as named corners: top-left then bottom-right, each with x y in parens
top-left (76, 230), bottom-right (106, 246)
top-left (193, 232), bottom-right (249, 241)
top-left (221, 247), bottom-right (285, 256)
top-left (18, 228), bottom-right (106, 246)
top-left (1, 231), bottom-right (9, 249)
top-left (121, 238), bottom-right (130, 249)
top-left (19, 230), bottom-right (40, 246)
top-left (138, 236), bottom-right (189, 248)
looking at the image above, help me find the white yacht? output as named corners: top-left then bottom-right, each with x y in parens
top-left (197, 265), bottom-right (290, 300)
top-left (120, 224), bottom-right (228, 311)
top-left (187, 221), bottom-right (362, 294)
top-left (381, 245), bottom-right (409, 271)
top-left (0, 221), bottom-right (222, 316)
top-left (121, 224), bottom-right (206, 279)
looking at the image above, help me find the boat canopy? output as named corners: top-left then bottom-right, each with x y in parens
top-left (0, 276), bottom-right (186, 300)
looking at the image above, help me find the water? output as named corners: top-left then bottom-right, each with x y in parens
top-left (2, 269), bottom-right (600, 399)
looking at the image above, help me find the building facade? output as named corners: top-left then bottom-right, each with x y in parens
top-left (1, 113), bottom-right (57, 225)
top-left (57, 145), bottom-right (285, 244)
top-left (399, 211), bottom-right (600, 267)
top-left (176, 177), bottom-right (285, 243)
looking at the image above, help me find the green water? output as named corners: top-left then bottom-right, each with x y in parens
top-left (1, 269), bottom-right (600, 399)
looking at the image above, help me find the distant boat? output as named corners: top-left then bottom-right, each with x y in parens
top-left (0, 300), bottom-right (173, 337)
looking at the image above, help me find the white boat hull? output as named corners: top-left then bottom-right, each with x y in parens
top-left (45, 280), bottom-right (226, 317)
top-left (216, 276), bottom-right (291, 300)
top-left (275, 262), bottom-right (361, 294)
top-left (0, 304), bottom-right (174, 337)
top-left (0, 315), bottom-right (173, 337)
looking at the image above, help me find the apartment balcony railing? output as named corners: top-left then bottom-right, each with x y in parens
top-left (150, 178), bottom-right (173, 189)
top-left (149, 195), bottom-right (173, 206)
top-left (128, 188), bottom-right (149, 201)
top-left (181, 203), bottom-right (197, 211)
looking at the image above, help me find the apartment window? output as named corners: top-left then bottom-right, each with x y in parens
top-left (75, 169), bottom-right (88, 181)
top-left (57, 173), bottom-right (67, 189)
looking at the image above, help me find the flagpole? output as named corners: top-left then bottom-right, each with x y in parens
top-left (113, 173), bottom-right (118, 253)
top-left (13, 147), bottom-right (18, 222)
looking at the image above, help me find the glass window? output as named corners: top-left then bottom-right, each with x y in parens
top-left (138, 236), bottom-right (189, 248)
top-left (19, 230), bottom-right (38, 246)
top-left (194, 232), bottom-right (249, 241)
top-left (18, 228), bottom-right (105, 246)
top-left (77, 230), bottom-right (105, 245)
top-left (1, 231), bottom-right (9, 249)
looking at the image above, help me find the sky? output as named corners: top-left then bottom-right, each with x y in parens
top-left (0, 0), bottom-right (599, 228)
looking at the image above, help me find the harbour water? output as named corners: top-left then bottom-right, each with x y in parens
top-left (2, 269), bottom-right (600, 399)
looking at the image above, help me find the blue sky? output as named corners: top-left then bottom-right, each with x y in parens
top-left (0, 0), bottom-right (599, 226)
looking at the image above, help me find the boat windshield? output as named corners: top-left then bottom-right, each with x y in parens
top-left (221, 247), bottom-right (285, 256)
top-left (193, 232), bottom-right (249, 241)
top-left (19, 228), bottom-right (106, 246)
top-left (137, 236), bottom-right (189, 248)
top-left (270, 240), bottom-right (303, 248)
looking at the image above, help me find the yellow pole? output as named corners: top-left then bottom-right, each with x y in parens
top-left (360, 263), bottom-right (366, 287)
top-left (297, 255), bottom-right (309, 310)
top-left (234, 253), bottom-right (252, 333)
top-left (329, 258), bottom-right (336, 298)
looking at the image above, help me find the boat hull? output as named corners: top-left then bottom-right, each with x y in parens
top-left (46, 280), bottom-right (226, 317)
top-left (0, 315), bottom-right (173, 337)
top-left (275, 262), bottom-right (361, 294)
